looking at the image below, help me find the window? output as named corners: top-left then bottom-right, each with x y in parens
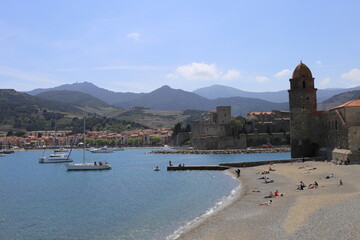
top-left (302, 81), bottom-right (306, 88)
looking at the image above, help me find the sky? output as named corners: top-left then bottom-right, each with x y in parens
top-left (1, 0), bottom-right (360, 93)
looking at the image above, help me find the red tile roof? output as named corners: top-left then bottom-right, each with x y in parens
top-left (330, 97), bottom-right (360, 110)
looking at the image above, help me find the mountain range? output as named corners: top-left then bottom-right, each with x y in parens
top-left (25, 82), bottom-right (360, 116)
top-left (27, 82), bottom-right (144, 105)
top-left (36, 90), bottom-right (110, 108)
top-left (193, 84), bottom-right (360, 103)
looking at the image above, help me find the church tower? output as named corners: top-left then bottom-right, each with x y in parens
top-left (288, 62), bottom-right (317, 158)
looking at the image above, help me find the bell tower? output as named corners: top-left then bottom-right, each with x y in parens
top-left (288, 62), bottom-right (317, 158)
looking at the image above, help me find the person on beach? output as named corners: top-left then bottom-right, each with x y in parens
top-left (340, 180), bottom-right (343, 185)
top-left (264, 191), bottom-right (273, 198)
top-left (297, 181), bottom-right (306, 190)
top-left (265, 178), bottom-right (274, 184)
top-left (274, 190), bottom-right (279, 196)
top-left (259, 200), bottom-right (272, 206)
top-left (236, 169), bottom-right (241, 177)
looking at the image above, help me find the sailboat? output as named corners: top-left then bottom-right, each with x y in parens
top-left (65, 117), bottom-right (111, 171)
top-left (39, 114), bottom-right (73, 163)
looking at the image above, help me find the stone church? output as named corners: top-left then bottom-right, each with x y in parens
top-left (289, 62), bottom-right (360, 163)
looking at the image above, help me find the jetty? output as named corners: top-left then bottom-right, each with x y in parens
top-left (167, 165), bottom-right (230, 171)
top-left (150, 148), bottom-right (290, 155)
top-left (167, 157), bottom-right (321, 171)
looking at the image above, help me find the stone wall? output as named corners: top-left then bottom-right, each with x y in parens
top-left (192, 135), bottom-right (246, 150)
top-left (246, 133), bottom-right (290, 147)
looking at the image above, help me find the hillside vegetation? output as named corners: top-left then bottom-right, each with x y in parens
top-left (36, 90), bottom-right (110, 108)
top-left (318, 90), bottom-right (360, 110)
top-left (0, 89), bottom-right (148, 134)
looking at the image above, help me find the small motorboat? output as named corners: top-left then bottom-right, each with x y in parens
top-left (154, 166), bottom-right (160, 171)
top-left (39, 153), bottom-right (73, 163)
top-left (54, 148), bottom-right (69, 153)
top-left (0, 153), bottom-right (6, 157)
top-left (90, 146), bottom-right (114, 153)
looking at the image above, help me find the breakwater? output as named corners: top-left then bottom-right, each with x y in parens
top-left (167, 165), bottom-right (230, 171)
top-left (150, 147), bottom-right (290, 155)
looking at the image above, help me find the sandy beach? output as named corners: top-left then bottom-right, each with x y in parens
top-left (177, 161), bottom-right (360, 240)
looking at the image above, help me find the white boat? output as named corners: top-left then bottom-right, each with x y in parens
top-left (0, 153), bottom-right (6, 157)
top-left (154, 166), bottom-right (160, 171)
top-left (54, 148), bottom-right (69, 152)
top-left (65, 162), bottom-right (111, 171)
top-left (65, 118), bottom-right (112, 171)
top-left (90, 146), bottom-right (114, 153)
top-left (39, 153), bottom-right (73, 163)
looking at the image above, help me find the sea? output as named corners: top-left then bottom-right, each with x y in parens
top-left (0, 148), bottom-right (290, 240)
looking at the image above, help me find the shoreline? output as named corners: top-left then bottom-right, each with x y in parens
top-left (167, 171), bottom-right (244, 240)
top-left (176, 161), bottom-right (360, 240)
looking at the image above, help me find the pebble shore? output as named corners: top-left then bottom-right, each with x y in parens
top-left (176, 161), bottom-right (360, 240)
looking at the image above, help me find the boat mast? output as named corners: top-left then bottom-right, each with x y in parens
top-left (83, 117), bottom-right (86, 164)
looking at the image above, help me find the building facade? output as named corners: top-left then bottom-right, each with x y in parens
top-left (289, 62), bottom-right (360, 163)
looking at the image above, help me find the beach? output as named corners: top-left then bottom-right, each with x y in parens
top-left (177, 161), bottom-right (360, 240)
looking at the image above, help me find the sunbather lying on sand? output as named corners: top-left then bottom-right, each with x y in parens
top-left (259, 200), bottom-right (272, 206)
top-left (264, 191), bottom-right (273, 198)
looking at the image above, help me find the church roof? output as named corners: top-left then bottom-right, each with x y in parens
top-left (292, 61), bottom-right (313, 79)
top-left (330, 97), bottom-right (360, 110)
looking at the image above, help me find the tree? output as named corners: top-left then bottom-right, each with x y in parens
top-left (183, 124), bottom-right (191, 132)
top-left (150, 136), bottom-right (162, 145)
top-left (172, 122), bottom-right (182, 139)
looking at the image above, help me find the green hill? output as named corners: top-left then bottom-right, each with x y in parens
top-left (318, 90), bottom-right (360, 110)
top-left (36, 90), bottom-right (110, 108)
top-left (0, 89), bottom-right (148, 133)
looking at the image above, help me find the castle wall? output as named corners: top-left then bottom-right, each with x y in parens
top-left (216, 106), bottom-right (231, 124)
top-left (191, 122), bottom-right (227, 138)
top-left (246, 133), bottom-right (289, 147)
top-left (191, 135), bottom-right (247, 150)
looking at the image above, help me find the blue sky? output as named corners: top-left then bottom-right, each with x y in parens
top-left (1, 0), bottom-right (360, 93)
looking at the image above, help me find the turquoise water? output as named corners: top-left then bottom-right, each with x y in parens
top-left (0, 149), bottom-right (290, 240)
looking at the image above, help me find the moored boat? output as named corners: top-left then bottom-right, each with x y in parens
top-left (65, 162), bottom-right (111, 171)
top-left (39, 153), bottom-right (73, 163)
top-left (65, 117), bottom-right (112, 171)
top-left (90, 146), bottom-right (114, 153)
top-left (54, 148), bottom-right (69, 153)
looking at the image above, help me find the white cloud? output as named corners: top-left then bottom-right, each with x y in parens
top-left (341, 68), bottom-right (360, 82)
top-left (320, 77), bottom-right (331, 86)
top-left (222, 69), bottom-right (241, 80)
top-left (275, 69), bottom-right (291, 78)
top-left (127, 32), bottom-right (141, 41)
top-left (316, 60), bottom-right (322, 67)
top-left (255, 76), bottom-right (270, 83)
top-left (175, 63), bottom-right (220, 80)
top-left (168, 62), bottom-right (240, 81)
